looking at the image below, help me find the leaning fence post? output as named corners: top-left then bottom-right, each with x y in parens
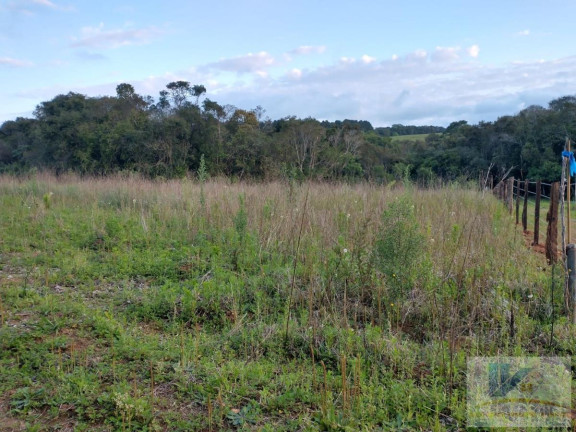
top-left (546, 182), bottom-right (559, 264)
top-left (534, 180), bottom-right (541, 245)
top-left (522, 179), bottom-right (529, 231)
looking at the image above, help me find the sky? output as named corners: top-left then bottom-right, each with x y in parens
top-left (1, 0), bottom-right (576, 127)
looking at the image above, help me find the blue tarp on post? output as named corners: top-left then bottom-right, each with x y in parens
top-left (562, 150), bottom-right (576, 176)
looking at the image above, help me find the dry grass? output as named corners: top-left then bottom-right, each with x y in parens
top-left (0, 172), bottom-right (540, 275)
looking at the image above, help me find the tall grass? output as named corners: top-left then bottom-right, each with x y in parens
top-left (0, 173), bottom-right (571, 431)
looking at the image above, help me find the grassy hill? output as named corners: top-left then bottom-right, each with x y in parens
top-left (0, 174), bottom-right (572, 431)
top-left (390, 133), bottom-right (430, 144)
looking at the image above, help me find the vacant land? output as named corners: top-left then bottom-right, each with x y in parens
top-left (0, 174), bottom-right (572, 431)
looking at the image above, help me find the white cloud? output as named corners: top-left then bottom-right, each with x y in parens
top-left (71, 23), bottom-right (162, 49)
top-left (288, 45), bottom-right (326, 56)
top-left (340, 57), bottom-right (356, 64)
top-left (361, 55), bottom-right (376, 64)
top-left (0, 57), bottom-right (34, 67)
top-left (206, 51), bottom-right (275, 74)
top-left (288, 68), bottom-right (302, 79)
top-left (406, 49), bottom-right (428, 61)
top-left (432, 46), bottom-right (460, 62)
top-left (467, 45), bottom-right (480, 58)
top-left (516, 29), bottom-right (530, 36)
top-left (208, 53), bottom-right (576, 126)
top-left (5, 46), bottom-right (576, 128)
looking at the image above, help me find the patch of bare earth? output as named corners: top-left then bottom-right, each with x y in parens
top-left (0, 392), bottom-right (26, 432)
top-left (522, 229), bottom-right (562, 260)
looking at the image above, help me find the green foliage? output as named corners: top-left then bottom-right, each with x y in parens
top-left (1, 83), bottom-right (575, 182)
top-left (373, 196), bottom-right (425, 300)
top-left (197, 153), bottom-right (208, 183)
top-left (42, 191), bottom-right (53, 209)
top-left (226, 403), bottom-right (260, 426)
top-left (198, 153), bottom-right (208, 208)
top-left (10, 387), bottom-right (46, 413)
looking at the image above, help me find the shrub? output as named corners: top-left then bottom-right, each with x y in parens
top-left (373, 196), bottom-right (424, 301)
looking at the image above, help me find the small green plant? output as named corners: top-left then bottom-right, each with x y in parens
top-left (226, 403), bottom-right (259, 427)
top-left (198, 154), bottom-right (208, 208)
top-left (43, 191), bottom-right (53, 209)
top-left (113, 391), bottom-right (153, 430)
top-left (234, 193), bottom-right (247, 244)
top-left (10, 387), bottom-right (45, 414)
top-left (373, 195), bottom-right (425, 301)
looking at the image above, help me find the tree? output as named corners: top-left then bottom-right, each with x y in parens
top-left (116, 83), bottom-right (136, 100)
top-left (0, 117), bottom-right (37, 167)
top-left (202, 99), bottom-right (227, 166)
top-left (165, 81), bottom-right (207, 109)
top-left (192, 84), bottom-right (206, 106)
top-left (223, 109), bottom-right (267, 177)
top-left (279, 118), bottom-right (325, 175)
top-left (166, 81), bottom-right (192, 109)
top-left (115, 83), bottom-right (148, 118)
top-left (322, 124), bottom-right (365, 178)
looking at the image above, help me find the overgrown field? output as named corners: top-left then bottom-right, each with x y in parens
top-left (0, 174), bottom-right (573, 431)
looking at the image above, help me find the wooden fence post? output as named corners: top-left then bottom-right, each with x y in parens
top-left (515, 179), bottom-right (520, 224)
top-left (546, 182), bottom-right (559, 263)
top-left (522, 179), bottom-right (529, 231)
top-left (566, 244), bottom-right (576, 324)
top-left (507, 177), bottom-right (515, 213)
top-left (534, 180), bottom-right (541, 245)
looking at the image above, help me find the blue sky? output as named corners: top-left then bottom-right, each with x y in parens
top-left (1, 0), bottom-right (576, 127)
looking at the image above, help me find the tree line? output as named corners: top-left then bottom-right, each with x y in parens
top-left (409, 97), bottom-right (576, 183)
top-left (0, 81), bottom-right (574, 182)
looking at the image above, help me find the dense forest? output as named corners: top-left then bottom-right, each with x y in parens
top-left (1, 81), bottom-right (575, 182)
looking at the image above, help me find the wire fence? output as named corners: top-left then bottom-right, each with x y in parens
top-left (491, 176), bottom-right (560, 264)
top-left (513, 181), bottom-right (576, 201)
top-left (487, 169), bottom-right (576, 324)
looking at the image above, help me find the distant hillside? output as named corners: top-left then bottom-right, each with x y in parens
top-left (375, 124), bottom-right (445, 136)
top-left (390, 133), bottom-right (430, 143)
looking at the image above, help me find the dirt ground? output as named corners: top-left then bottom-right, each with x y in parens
top-left (522, 228), bottom-right (562, 261)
